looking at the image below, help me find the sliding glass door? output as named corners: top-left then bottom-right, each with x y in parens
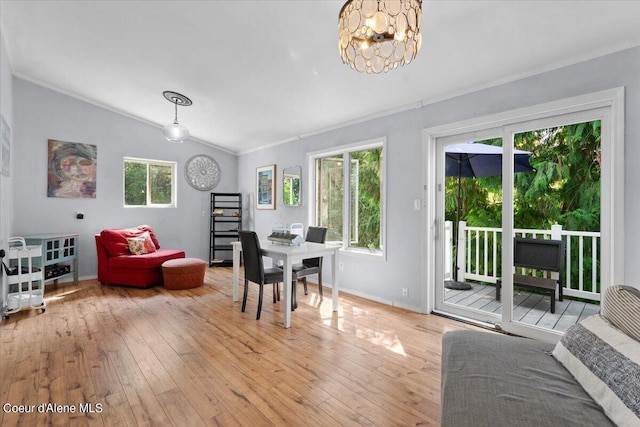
top-left (501, 110), bottom-right (606, 339)
top-left (433, 129), bottom-right (504, 326)
top-left (427, 89), bottom-right (623, 341)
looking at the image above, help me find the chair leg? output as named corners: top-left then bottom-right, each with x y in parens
top-left (318, 270), bottom-right (323, 299)
top-left (496, 279), bottom-right (502, 301)
top-left (303, 277), bottom-right (308, 295)
top-left (273, 283), bottom-right (277, 304)
top-left (257, 284), bottom-right (264, 320)
top-left (558, 282), bottom-right (563, 301)
top-left (242, 279), bottom-right (249, 312)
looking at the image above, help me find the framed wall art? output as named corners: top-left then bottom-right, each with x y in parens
top-left (47, 139), bottom-right (97, 198)
top-left (256, 164), bottom-right (276, 210)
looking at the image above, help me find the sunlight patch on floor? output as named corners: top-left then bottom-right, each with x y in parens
top-left (357, 327), bottom-right (407, 356)
top-left (320, 304), bottom-right (407, 356)
top-left (44, 286), bottom-right (85, 302)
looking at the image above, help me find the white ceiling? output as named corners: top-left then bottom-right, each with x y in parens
top-left (2, 1), bottom-right (640, 154)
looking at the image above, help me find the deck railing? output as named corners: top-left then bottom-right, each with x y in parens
top-left (445, 221), bottom-right (601, 302)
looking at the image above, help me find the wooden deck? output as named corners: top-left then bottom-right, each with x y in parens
top-left (444, 282), bottom-right (600, 333)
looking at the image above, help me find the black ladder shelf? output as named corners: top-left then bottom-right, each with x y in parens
top-left (209, 193), bottom-right (242, 267)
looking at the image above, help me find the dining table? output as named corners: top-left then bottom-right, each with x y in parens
top-left (232, 240), bottom-right (340, 328)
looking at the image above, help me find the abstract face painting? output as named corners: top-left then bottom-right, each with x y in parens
top-left (48, 140), bottom-right (97, 198)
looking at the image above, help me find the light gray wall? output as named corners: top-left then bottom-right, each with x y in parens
top-left (0, 30), bottom-right (14, 246)
top-left (1, 29), bottom-right (15, 313)
top-left (11, 78), bottom-right (237, 279)
top-left (238, 46), bottom-right (640, 311)
top-left (5, 45), bottom-right (638, 310)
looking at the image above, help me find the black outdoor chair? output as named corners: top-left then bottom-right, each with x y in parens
top-left (291, 226), bottom-right (328, 299)
top-left (496, 237), bottom-right (565, 313)
top-left (239, 230), bottom-right (296, 320)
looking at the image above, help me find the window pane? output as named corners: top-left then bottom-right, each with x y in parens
top-left (124, 158), bottom-right (176, 207)
top-left (316, 155), bottom-right (344, 242)
top-left (349, 148), bottom-right (382, 250)
top-left (124, 161), bottom-right (147, 206)
top-left (149, 164), bottom-right (173, 204)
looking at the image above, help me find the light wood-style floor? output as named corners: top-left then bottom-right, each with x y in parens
top-left (1, 267), bottom-right (484, 426)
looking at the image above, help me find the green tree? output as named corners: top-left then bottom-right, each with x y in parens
top-left (351, 148), bottom-right (382, 249)
top-left (124, 161), bottom-right (147, 205)
top-left (445, 122), bottom-right (601, 233)
top-left (514, 121), bottom-right (601, 232)
top-left (150, 164), bottom-right (172, 204)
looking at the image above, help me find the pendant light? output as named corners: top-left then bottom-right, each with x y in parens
top-left (162, 91), bottom-right (192, 143)
top-left (338, 0), bottom-right (422, 74)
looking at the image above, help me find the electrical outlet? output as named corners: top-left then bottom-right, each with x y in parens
top-left (339, 262), bottom-right (344, 271)
top-left (402, 287), bottom-right (408, 298)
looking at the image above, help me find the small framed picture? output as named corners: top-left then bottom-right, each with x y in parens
top-left (256, 164), bottom-right (276, 210)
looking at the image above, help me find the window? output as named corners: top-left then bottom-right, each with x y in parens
top-left (124, 157), bottom-right (176, 207)
top-left (311, 139), bottom-right (385, 255)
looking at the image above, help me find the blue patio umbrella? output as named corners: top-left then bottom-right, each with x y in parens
top-left (445, 142), bottom-right (535, 289)
top-left (446, 142), bottom-right (535, 178)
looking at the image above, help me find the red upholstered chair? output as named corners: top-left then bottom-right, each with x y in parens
top-left (95, 225), bottom-right (185, 288)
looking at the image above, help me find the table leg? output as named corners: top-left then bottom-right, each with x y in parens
top-left (331, 251), bottom-right (338, 312)
top-left (232, 244), bottom-right (240, 302)
top-left (283, 256), bottom-right (292, 328)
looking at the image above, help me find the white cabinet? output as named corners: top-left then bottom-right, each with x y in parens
top-left (24, 233), bottom-right (78, 284)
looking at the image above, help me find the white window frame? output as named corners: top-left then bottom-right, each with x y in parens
top-left (123, 157), bottom-right (177, 208)
top-left (307, 137), bottom-right (387, 259)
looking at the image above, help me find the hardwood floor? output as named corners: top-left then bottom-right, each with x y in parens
top-left (1, 267), bottom-right (484, 426)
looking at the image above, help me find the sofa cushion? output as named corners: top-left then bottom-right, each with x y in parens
top-left (601, 285), bottom-right (640, 342)
top-left (553, 314), bottom-right (640, 426)
top-left (127, 237), bottom-right (146, 255)
top-left (108, 249), bottom-right (183, 269)
top-left (127, 231), bottom-right (157, 255)
top-left (100, 225), bottom-right (161, 256)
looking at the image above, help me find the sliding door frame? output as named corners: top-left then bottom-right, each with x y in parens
top-left (422, 88), bottom-right (624, 341)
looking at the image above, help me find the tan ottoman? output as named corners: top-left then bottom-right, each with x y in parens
top-left (162, 258), bottom-right (206, 290)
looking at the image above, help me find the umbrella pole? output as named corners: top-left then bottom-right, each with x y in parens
top-left (445, 160), bottom-right (472, 291)
top-left (454, 174), bottom-right (461, 282)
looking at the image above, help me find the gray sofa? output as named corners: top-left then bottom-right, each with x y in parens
top-left (441, 285), bottom-right (640, 427)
